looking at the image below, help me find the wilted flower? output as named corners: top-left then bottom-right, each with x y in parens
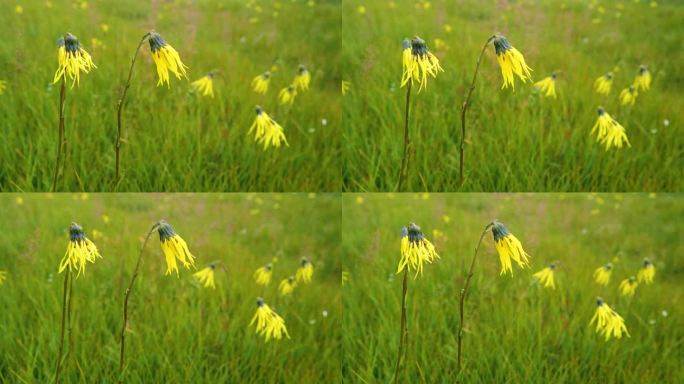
top-left (593, 262), bottom-right (612, 285)
top-left (248, 106), bottom-right (288, 150)
top-left (594, 72), bottom-right (613, 95)
top-left (492, 35), bottom-right (532, 89)
top-left (147, 31), bottom-right (188, 87)
top-left (157, 221), bottom-right (196, 276)
top-left (53, 33), bottom-right (97, 88)
top-left (491, 221), bottom-right (530, 276)
top-left (250, 298), bottom-right (290, 342)
top-left (59, 222), bottom-right (101, 276)
top-left (397, 223), bottom-right (439, 278)
top-left (296, 257), bottom-right (314, 284)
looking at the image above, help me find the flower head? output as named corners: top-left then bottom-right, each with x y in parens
top-left (193, 263), bottom-right (216, 289)
top-left (590, 107), bottom-right (631, 150)
top-left (0, 80), bottom-right (7, 95)
top-left (293, 65), bottom-right (311, 91)
top-left (589, 297), bottom-right (630, 341)
top-left (278, 85), bottom-right (297, 105)
top-left (619, 85), bottom-right (638, 106)
top-left (148, 31), bottom-right (188, 87)
top-left (400, 36), bottom-right (444, 92)
top-left (249, 298), bottom-right (290, 342)
top-left (619, 276), bottom-right (638, 297)
top-left (637, 258), bottom-right (655, 284)
top-left (594, 72), bottom-right (613, 95)
top-left (53, 33), bottom-right (97, 88)
top-left (0, 270), bottom-right (8, 285)
top-left (191, 70), bottom-right (217, 98)
top-left (253, 263), bottom-right (273, 286)
top-left (491, 221), bottom-right (530, 276)
top-left (157, 221), bottom-right (196, 276)
top-left (296, 257), bottom-right (314, 284)
top-left (248, 106), bottom-right (289, 150)
top-left (251, 71), bottom-right (271, 94)
top-left (533, 72), bottom-right (558, 98)
top-left (59, 222), bottom-right (102, 277)
top-left (397, 223), bottom-right (439, 278)
top-left (633, 65), bottom-right (651, 91)
top-left (492, 35), bottom-right (532, 90)
top-left (533, 262), bottom-right (557, 289)
top-left (279, 276), bottom-right (297, 296)
top-left (593, 262), bottom-right (612, 285)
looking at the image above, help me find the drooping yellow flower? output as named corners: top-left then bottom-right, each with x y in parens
top-left (53, 33), bottom-right (97, 88)
top-left (397, 223), bottom-right (439, 278)
top-left (593, 262), bottom-right (613, 285)
top-left (533, 263), bottom-right (557, 289)
top-left (0, 80), bottom-right (7, 95)
top-left (342, 270), bottom-right (350, 286)
top-left (492, 35), bottom-right (532, 90)
top-left (633, 65), bottom-right (651, 91)
top-left (491, 221), bottom-right (531, 276)
top-left (157, 221), bottom-right (196, 276)
top-left (279, 276), bottom-right (297, 296)
top-left (278, 85), bottom-right (297, 105)
top-left (619, 85), bottom-right (638, 106)
top-left (250, 298), bottom-right (290, 342)
top-left (193, 264), bottom-right (216, 289)
top-left (594, 72), bottom-right (613, 95)
top-left (293, 65), bottom-right (311, 91)
top-left (637, 258), bottom-right (655, 284)
top-left (296, 257), bottom-right (314, 284)
top-left (342, 80), bottom-right (350, 95)
top-left (619, 276), bottom-right (638, 297)
top-left (400, 36), bottom-right (444, 92)
top-left (533, 73), bottom-right (557, 98)
top-left (0, 270), bottom-right (8, 285)
top-left (253, 263), bottom-right (273, 286)
top-left (251, 71), bottom-right (270, 94)
top-left (248, 106), bottom-right (289, 150)
top-left (59, 222), bottom-right (102, 277)
top-left (191, 70), bottom-right (216, 98)
top-left (589, 297), bottom-right (630, 341)
top-left (590, 107), bottom-right (631, 151)
top-left (148, 31), bottom-right (188, 87)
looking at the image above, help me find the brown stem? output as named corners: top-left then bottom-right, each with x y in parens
top-left (115, 34), bottom-right (149, 187)
top-left (459, 35), bottom-right (496, 186)
top-left (54, 269), bottom-right (70, 384)
top-left (119, 222), bottom-right (159, 379)
top-left (52, 79), bottom-right (66, 192)
top-left (457, 222), bottom-right (494, 374)
top-left (393, 269), bottom-right (409, 384)
top-left (66, 272), bottom-right (74, 363)
top-left (396, 82), bottom-right (412, 192)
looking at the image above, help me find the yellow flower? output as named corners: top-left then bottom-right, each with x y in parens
top-left (593, 262), bottom-right (612, 285)
top-left (342, 80), bottom-right (351, 95)
top-left (53, 33), bottom-right (97, 88)
top-left (251, 71), bottom-right (270, 94)
top-left (250, 298), bottom-right (290, 342)
top-left (15, 196), bottom-right (23, 205)
top-left (491, 221), bottom-right (530, 276)
top-left (590, 107), bottom-right (631, 151)
top-left (633, 65), bottom-right (651, 91)
top-left (492, 35), bottom-right (532, 90)
top-left (533, 73), bottom-right (557, 98)
top-left (589, 297), bottom-right (630, 341)
top-left (253, 263), bottom-right (273, 286)
top-left (248, 106), bottom-right (289, 150)
top-left (533, 263), bottom-right (556, 289)
top-left (148, 31), bottom-right (188, 87)
top-left (0, 270), bottom-right (8, 285)
top-left (342, 270), bottom-right (350, 286)
top-left (397, 223), bottom-right (439, 278)
top-left (15, 5), bottom-right (23, 14)
top-left (157, 221), bottom-right (196, 276)
top-left (400, 36), bottom-right (444, 92)
top-left (278, 85), bottom-right (297, 105)
top-left (357, 5), bottom-right (366, 14)
top-left (594, 72), bottom-right (613, 95)
top-left (193, 264), bottom-right (216, 289)
top-left (293, 65), bottom-right (311, 91)
top-left (101, 23), bottom-right (110, 33)
top-left (619, 85), bottom-right (638, 106)
top-left (619, 276), bottom-right (638, 297)
top-left (296, 257), bottom-right (314, 284)
top-left (59, 222), bottom-right (102, 277)
top-left (637, 258), bottom-right (655, 284)
top-left (191, 71), bottom-right (216, 98)
top-left (0, 80), bottom-right (7, 95)
top-left (279, 276), bottom-right (297, 296)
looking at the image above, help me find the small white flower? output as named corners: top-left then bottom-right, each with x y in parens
top-left (648, 319), bottom-right (656, 325)
top-left (322, 310), bottom-right (328, 317)
top-left (663, 119), bottom-right (670, 127)
top-left (321, 118), bottom-right (327, 126)
top-left (661, 310), bottom-right (668, 317)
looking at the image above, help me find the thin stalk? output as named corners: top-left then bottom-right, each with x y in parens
top-left (115, 34), bottom-right (149, 186)
top-left (52, 78), bottom-right (67, 192)
top-left (396, 82), bottom-right (412, 192)
top-left (54, 269), bottom-right (70, 384)
top-left (457, 222), bottom-right (493, 373)
top-left (119, 222), bottom-right (159, 379)
top-left (459, 35), bottom-right (496, 186)
top-left (393, 269), bottom-right (409, 384)
top-left (66, 273), bottom-right (74, 362)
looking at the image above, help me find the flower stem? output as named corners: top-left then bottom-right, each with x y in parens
top-left (119, 222), bottom-right (159, 379)
top-left (54, 269), bottom-right (70, 384)
top-left (393, 269), bottom-right (409, 384)
top-left (459, 35), bottom-right (496, 186)
top-left (457, 222), bottom-right (493, 373)
top-left (115, 34), bottom-right (149, 187)
top-left (396, 82), bottom-right (412, 192)
top-left (52, 78), bottom-right (66, 192)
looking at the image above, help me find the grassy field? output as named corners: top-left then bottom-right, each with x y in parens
top-left (0, 193), bottom-right (341, 382)
top-left (342, 193), bottom-right (683, 382)
top-left (0, 0), bottom-right (340, 192)
top-left (342, 0), bottom-right (684, 192)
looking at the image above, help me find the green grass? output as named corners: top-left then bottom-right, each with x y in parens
top-left (342, 193), bottom-right (683, 383)
top-left (0, 0), bottom-right (341, 192)
top-left (342, 0), bottom-right (684, 192)
top-left (0, 193), bottom-right (341, 382)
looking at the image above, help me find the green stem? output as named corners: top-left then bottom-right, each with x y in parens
top-left (393, 269), bottom-right (409, 384)
top-left (52, 78), bottom-right (66, 192)
top-left (396, 82), bottom-right (412, 192)
top-left (54, 269), bottom-right (70, 384)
